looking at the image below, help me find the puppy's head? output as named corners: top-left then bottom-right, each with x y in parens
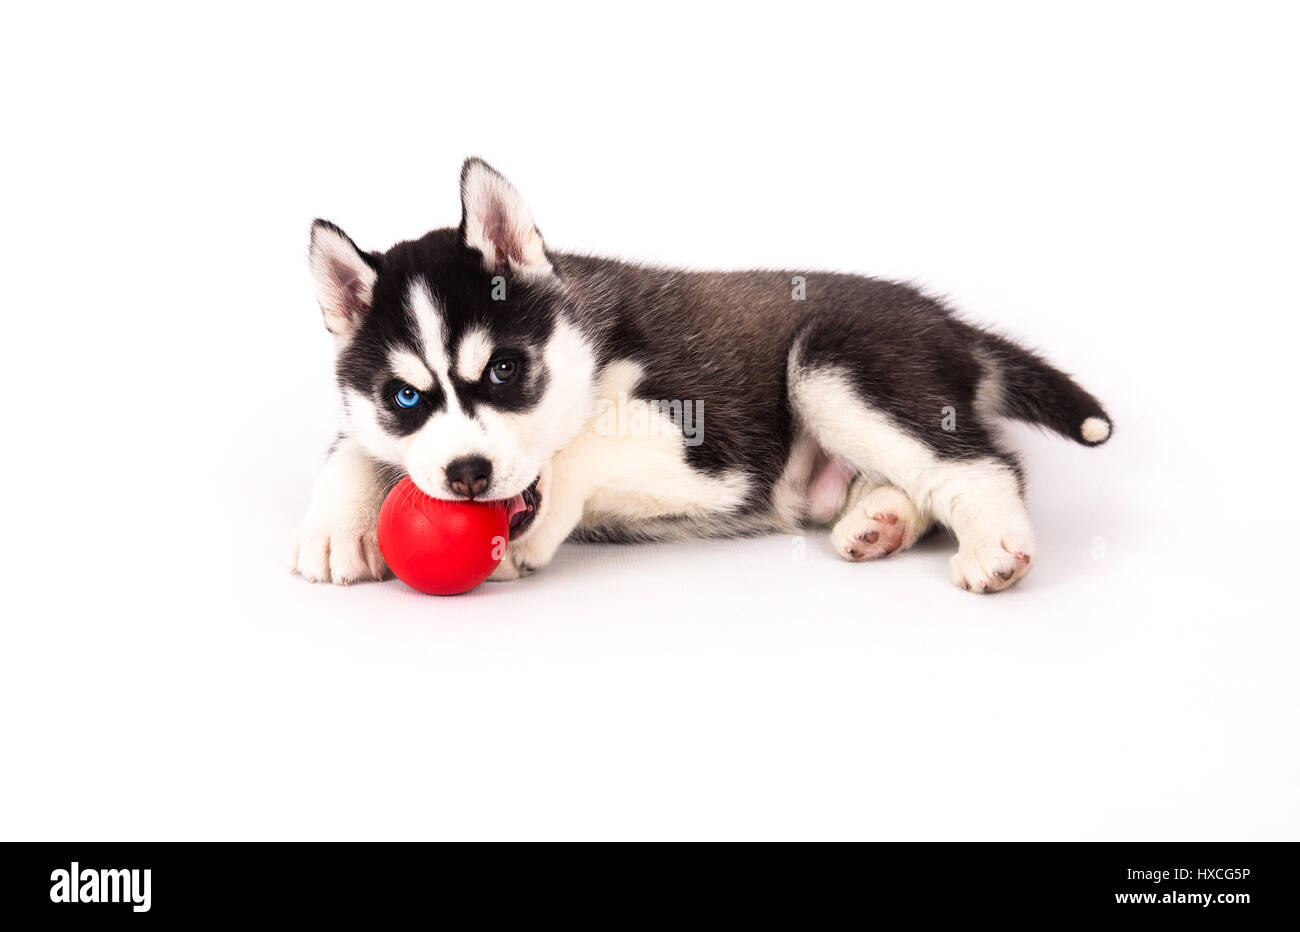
top-left (307, 159), bottom-right (595, 536)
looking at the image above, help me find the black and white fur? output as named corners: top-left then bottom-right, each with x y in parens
top-left (293, 158), bottom-right (1111, 593)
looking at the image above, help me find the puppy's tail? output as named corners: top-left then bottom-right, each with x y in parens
top-left (969, 327), bottom-right (1112, 447)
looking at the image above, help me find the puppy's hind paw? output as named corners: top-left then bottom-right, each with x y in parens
top-left (831, 485), bottom-right (925, 562)
top-left (834, 512), bottom-right (910, 561)
top-left (949, 535), bottom-right (1033, 594)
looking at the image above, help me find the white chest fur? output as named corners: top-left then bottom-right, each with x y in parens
top-left (555, 361), bottom-right (752, 529)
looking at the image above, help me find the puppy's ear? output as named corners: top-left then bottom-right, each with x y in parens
top-left (308, 220), bottom-right (379, 340)
top-left (459, 158), bottom-right (554, 280)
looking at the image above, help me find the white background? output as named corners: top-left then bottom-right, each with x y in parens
top-left (1, 2), bottom-right (1297, 840)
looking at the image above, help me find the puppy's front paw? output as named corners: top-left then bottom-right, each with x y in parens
top-left (487, 530), bottom-right (561, 581)
top-left (949, 534), bottom-right (1034, 594)
top-left (487, 547), bottom-right (539, 581)
top-left (487, 555), bottom-right (522, 581)
top-left (291, 524), bottom-right (386, 585)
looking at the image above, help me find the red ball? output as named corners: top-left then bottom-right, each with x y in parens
top-left (377, 477), bottom-right (509, 595)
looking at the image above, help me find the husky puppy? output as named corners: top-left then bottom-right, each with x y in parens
top-left (293, 158), bottom-right (1111, 593)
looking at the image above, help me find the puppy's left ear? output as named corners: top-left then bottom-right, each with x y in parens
top-left (459, 158), bottom-right (554, 280)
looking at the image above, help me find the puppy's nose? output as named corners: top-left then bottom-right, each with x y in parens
top-left (445, 455), bottom-right (492, 499)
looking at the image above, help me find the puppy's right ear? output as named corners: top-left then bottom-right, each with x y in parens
top-left (308, 220), bottom-right (379, 341)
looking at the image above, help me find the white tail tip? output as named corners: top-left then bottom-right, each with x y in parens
top-left (1081, 417), bottom-right (1111, 443)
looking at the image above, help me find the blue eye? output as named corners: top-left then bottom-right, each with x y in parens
top-left (394, 386), bottom-right (421, 409)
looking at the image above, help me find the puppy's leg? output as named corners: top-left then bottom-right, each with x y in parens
top-left (292, 438), bottom-right (392, 585)
top-left (489, 462), bottom-right (588, 580)
top-left (932, 460), bottom-right (1035, 593)
top-left (791, 366), bottom-right (1034, 593)
top-left (831, 478), bottom-right (933, 562)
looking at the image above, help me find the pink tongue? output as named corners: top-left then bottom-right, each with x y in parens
top-left (504, 493), bottom-right (528, 521)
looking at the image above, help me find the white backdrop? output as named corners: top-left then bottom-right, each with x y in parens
top-left (1, 2), bottom-right (1296, 840)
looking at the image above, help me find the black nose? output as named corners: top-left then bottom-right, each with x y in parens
top-left (445, 456), bottom-right (492, 499)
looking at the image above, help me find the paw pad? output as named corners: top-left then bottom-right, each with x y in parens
top-left (950, 537), bottom-right (1035, 594)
